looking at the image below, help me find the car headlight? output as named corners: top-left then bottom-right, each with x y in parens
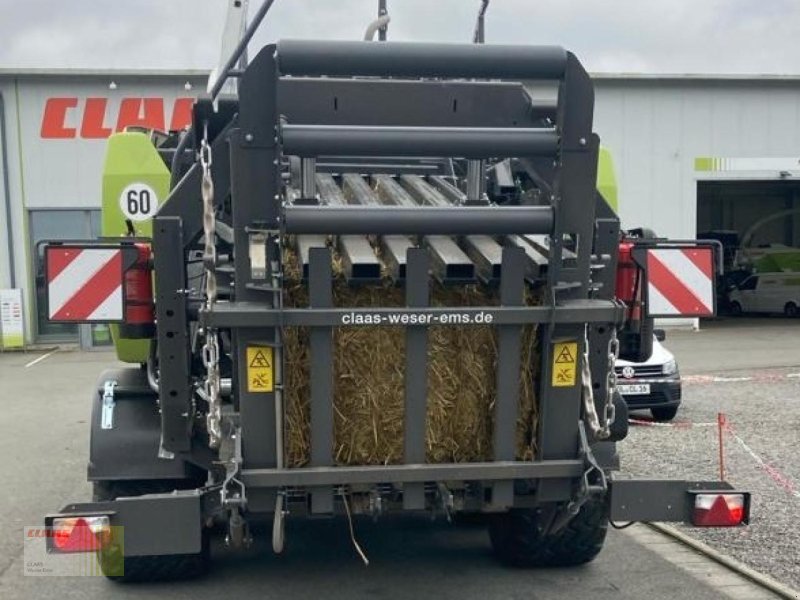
top-left (662, 359), bottom-right (678, 376)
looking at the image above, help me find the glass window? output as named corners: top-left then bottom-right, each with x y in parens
top-left (738, 276), bottom-right (759, 291)
top-left (29, 209), bottom-right (100, 341)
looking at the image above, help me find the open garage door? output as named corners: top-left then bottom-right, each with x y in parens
top-left (697, 179), bottom-right (800, 326)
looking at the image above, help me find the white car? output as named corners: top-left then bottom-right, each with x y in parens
top-left (729, 273), bottom-right (800, 317)
top-left (615, 335), bottom-right (681, 422)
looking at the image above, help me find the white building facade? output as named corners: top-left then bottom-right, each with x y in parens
top-left (1, 70), bottom-right (799, 343)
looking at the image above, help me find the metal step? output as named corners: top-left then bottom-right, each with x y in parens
top-left (380, 235), bottom-right (414, 280)
top-left (374, 175), bottom-right (475, 284)
top-left (286, 186), bottom-right (328, 279)
top-left (461, 235), bottom-right (504, 284)
top-left (295, 234), bottom-right (329, 280)
top-left (506, 234), bottom-right (548, 282)
top-left (343, 173), bottom-right (413, 281)
top-left (400, 175), bottom-right (503, 284)
top-left (402, 175), bottom-right (501, 283)
top-left (522, 234), bottom-right (577, 262)
top-left (428, 175), bottom-right (467, 204)
top-left (316, 173), bottom-right (381, 283)
top-left (399, 174), bottom-right (449, 207)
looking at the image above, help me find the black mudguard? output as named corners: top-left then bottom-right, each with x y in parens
top-left (88, 367), bottom-right (198, 481)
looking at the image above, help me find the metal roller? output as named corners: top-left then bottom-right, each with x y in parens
top-left (281, 124), bottom-right (559, 159)
top-left (276, 39), bottom-right (568, 80)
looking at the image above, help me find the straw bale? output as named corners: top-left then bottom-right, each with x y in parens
top-left (282, 243), bottom-right (539, 467)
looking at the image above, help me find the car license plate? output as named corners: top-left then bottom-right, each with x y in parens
top-left (617, 384), bottom-right (650, 395)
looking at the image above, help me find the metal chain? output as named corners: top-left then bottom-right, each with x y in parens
top-left (605, 327), bottom-right (620, 432)
top-left (201, 127), bottom-right (222, 449)
top-left (580, 325), bottom-right (619, 440)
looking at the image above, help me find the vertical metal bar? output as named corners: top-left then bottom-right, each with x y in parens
top-left (492, 247), bottom-right (525, 508)
top-left (233, 47), bottom-right (281, 470)
top-left (547, 53), bottom-right (598, 300)
top-left (301, 158), bottom-right (317, 198)
top-left (588, 199), bottom-right (620, 435)
top-left (466, 160), bottom-right (485, 203)
top-left (536, 324), bottom-right (584, 502)
top-left (473, 0), bottom-right (489, 44)
top-left (309, 247), bottom-right (334, 514)
top-left (378, 0), bottom-right (388, 41)
top-left (404, 248), bottom-right (430, 510)
top-left (537, 53), bottom-right (598, 501)
top-left (153, 216), bottom-right (192, 453)
top-left (210, 0), bottom-right (278, 100)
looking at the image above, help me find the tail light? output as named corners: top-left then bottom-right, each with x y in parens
top-left (50, 516), bottom-right (112, 553)
top-left (691, 492), bottom-right (749, 527)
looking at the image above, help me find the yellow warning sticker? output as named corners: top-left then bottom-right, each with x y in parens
top-left (247, 347), bottom-right (274, 393)
top-left (552, 341), bottom-right (578, 387)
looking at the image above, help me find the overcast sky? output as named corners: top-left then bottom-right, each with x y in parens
top-left (2, 0), bottom-right (799, 74)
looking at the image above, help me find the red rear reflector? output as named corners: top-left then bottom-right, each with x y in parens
top-left (692, 493), bottom-right (747, 527)
top-left (51, 516), bottom-right (111, 553)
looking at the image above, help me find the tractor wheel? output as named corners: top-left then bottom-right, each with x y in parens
top-left (650, 406), bottom-right (679, 422)
top-left (93, 480), bottom-right (209, 582)
top-left (784, 302), bottom-right (798, 318)
top-left (488, 499), bottom-right (608, 567)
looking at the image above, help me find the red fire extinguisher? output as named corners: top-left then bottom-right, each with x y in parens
top-left (616, 236), bottom-right (653, 362)
top-left (120, 243), bottom-right (156, 339)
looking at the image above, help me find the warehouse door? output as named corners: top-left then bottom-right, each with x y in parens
top-left (696, 179), bottom-right (800, 323)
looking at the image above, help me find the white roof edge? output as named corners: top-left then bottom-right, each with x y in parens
top-left (590, 72), bottom-right (800, 82)
top-left (0, 68), bottom-right (210, 78)
top-left (0, 67), bottom-right (798, 83)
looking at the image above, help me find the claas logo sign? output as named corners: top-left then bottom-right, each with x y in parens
top-left (40, 97), bottom-right (195, 139)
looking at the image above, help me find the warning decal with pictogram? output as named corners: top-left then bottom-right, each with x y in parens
top-left (246, 347), bottom-right (274, 392)
top-left (249, 350), bottom-right (272, 368)
top-left (551, 341), bottom-right (578, 387)
top-left (555, 345), bottom-right (575, 364)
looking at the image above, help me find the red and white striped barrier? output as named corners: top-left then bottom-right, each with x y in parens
top-left (46, 247), bottom-right (124, 322)
top-left (646, 247), bottom-right (714, 317)
top-left (629, 418), bottom-right (716, 429)
top-left (630, 414), bottom-right (800, 501)
top-left (724, 422), bottom-right (800, 500)
top-left (683, 372), bottom-right (800, 385)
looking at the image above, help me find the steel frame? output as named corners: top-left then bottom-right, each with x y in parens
top-left (153, 39), bottom-right (613, 511)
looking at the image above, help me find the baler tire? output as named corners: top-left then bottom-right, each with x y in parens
top-left (488, 499), bottom-right (608, 567)
top-left (92, 481), bottom-right (209, 582)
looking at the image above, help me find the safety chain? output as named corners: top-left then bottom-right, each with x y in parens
top-left (200, 126), bottom-right (223, 449)
top-left (605, 327), bottom-right (620, 432)
top-left (580, 325), bottom-right (619, 440)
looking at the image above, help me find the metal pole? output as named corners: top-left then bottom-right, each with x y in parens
top-left (301, 158), bottom-right (317, 199)
top-left (718, 412), bottom-right (726, 481)
top-left (473, 0), bottom-right (489, 44)
top-left (209, 0), bottom-right (278, 100)
top-left (378, 0), bottom-right (388, 41)
top-left (0, 93), bottom-right (15, 288)
top-left (466, 159), bottom-right (485, 203)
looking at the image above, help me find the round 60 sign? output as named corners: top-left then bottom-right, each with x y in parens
top-left (119, 183), bottom-right (159, 222)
